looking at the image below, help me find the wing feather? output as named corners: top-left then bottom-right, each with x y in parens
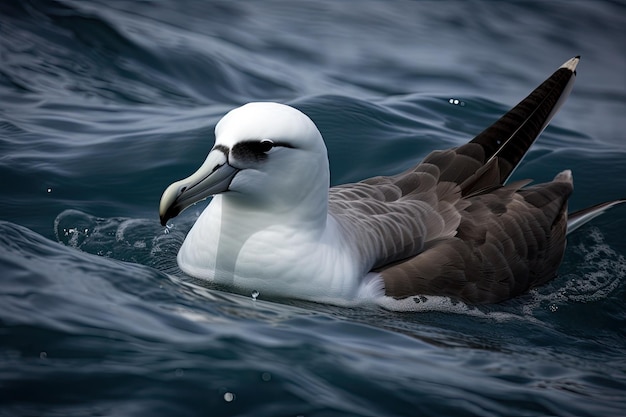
top-left (379, 174), bottom-right (573, 304)
top-left (327, 58), bottom-right (579, 303)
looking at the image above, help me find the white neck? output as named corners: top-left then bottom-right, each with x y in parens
top-left (176, 149), bottom-right (367, 299)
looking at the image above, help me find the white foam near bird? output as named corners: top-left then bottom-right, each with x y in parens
top-left (159, 56), bottom-right (624, 309)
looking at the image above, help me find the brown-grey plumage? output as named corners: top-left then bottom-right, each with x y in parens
top-left (328, 57), bottom-right (579, 304)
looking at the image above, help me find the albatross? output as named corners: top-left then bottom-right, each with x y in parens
top-left (159, 56), bottom-right (623, 307)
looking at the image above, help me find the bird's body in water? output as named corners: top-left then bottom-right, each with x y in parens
top-left (159, 56), bottom-right (624, 310)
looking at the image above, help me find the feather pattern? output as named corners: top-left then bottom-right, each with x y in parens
top-left (325, 57), bottom-right (579, 303)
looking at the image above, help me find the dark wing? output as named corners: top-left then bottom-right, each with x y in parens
top-left (376, 57), bottom-right (579, 303)
top-left (380, 172), bottom-right (573, 304)
top-left (329, 57), bottom-right (579, 303)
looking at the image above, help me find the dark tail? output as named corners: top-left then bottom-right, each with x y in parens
top-left (567, 199), bottom-right (626, 234)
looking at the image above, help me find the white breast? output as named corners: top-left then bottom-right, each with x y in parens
top-left (177, 196), bottom-right (371, 301)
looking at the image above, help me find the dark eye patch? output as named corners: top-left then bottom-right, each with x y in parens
top-left (231, 140), bottom-right (293, 163)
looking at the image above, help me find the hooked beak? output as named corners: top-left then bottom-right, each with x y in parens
top-left (159, 148), bottom-right (238, 226)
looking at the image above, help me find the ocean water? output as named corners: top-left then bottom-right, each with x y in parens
top-left (1, 0), bottom-right (626, 416)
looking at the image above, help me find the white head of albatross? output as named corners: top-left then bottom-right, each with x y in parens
top-left (160, 102), bottom-right (330, 225)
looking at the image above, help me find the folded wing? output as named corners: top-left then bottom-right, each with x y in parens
top-left (329, 57), bottom-right (579, 303)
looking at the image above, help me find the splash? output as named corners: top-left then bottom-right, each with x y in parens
top-left (557, 228), bottom-right (625, 303)
top-left (523, 227), bottom-right (626, 315)
top-left (54, 209), bottom-right (186, 274)
top-left (54, 209), bottom-right (98, 249)
top-left (374, 293), bottom-right (539, 322)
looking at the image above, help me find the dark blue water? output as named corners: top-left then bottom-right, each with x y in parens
top-left (2, 1), bottom-right (626, 416)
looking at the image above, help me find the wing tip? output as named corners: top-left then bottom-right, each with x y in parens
top-left (560, 56), bottom-right (580, 73)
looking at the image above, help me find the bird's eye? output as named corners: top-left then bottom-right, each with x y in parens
top-left (259, 139), bottom-right (274, 153)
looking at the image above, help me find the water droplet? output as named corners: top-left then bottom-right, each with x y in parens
top-left (39, 352), bottom-right (47, 359)
top-left (251, 290), bottom-right (259, 300)
top-left (448, 98), bottom-right (465, 106)
top-left (261, 372), bottom-right (271, 381)
top-left (175, 368), bottom-right (184, 377)
top-left (223, 392), bottom-right (235, 402)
